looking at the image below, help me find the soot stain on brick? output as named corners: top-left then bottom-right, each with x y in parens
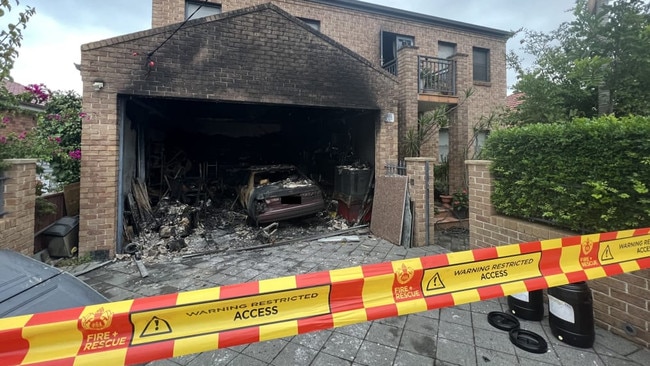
top-left (123, 8), bottom-right (382, 109)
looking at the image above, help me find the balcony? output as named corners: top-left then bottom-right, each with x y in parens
top-left (381, 54), bottom-right (459, 105)
top-left (418, 56), bottom-right (458, 104)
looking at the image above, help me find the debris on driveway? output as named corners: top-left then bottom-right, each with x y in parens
top-left (124, 194), bottom-right (357, 263)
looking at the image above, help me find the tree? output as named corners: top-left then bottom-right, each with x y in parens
top-left (36, 90), bottom-right (83, 186)
top-left (403, 88), bottom-right (474, 157)
top-left (509, 0), bottom-right (650, 124)
top-left (0, 0), bottom-right (35, 81)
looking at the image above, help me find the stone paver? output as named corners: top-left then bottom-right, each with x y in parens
top-left (70, 236), bottom-right (649, 366)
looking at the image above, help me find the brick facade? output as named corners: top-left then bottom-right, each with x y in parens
top-left (152, 0), bottom-right (508, 165)
top-left (80, 4), bottom-right (399, 256)
top-left (81, 1), bottom-right (508, 255)
top-left (0, 159), bottom-right (37, 255)
top-left (466, 160), bottom-right (650, 349)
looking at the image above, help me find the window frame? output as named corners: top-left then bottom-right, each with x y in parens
top-left (185, 1), bottom-right (222, 20)
top-left (297, 17), bottom-right (321, 31)
top-left (472, 47), bottom-right (490, 83)
top-left (438, 41), bottom-right (456, 59)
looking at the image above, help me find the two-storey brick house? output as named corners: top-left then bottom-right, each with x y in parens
top-left (78, 0), bottom-right (508, 256)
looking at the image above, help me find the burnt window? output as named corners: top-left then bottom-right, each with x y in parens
top-left (473, 47), bottom-right (490, 82)
top-left (298, 17), bottom-right (321, 31)
top-left (185, 1), bottom-right (222, 20)
top-left (380, 31), bottom-right (414, 75)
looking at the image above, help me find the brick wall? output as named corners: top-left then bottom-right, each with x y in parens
top-left (0, 110), bottom-right (38, 136)
top-left (466, 160), bottom-right (650, 348)
top-left (0, 159), bottom-right (37, 255)
top-left (153, 0), bottom-right (508, 72)
top-left (152, 0), bottom-right (508, 168)
top-left (81, 4), bottom-right (398, 255)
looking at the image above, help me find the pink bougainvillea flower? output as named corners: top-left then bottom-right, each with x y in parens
top-left (17, 131), bottom-right (27, 140)
top-left (1, 116), bottom-right (10, 125)
top-left (24, 83), bottom-right (50, 103)
top-left (79, 112), bottom-right (87, 118)
top-left (0, 136), bottom-right (6, 144)
top-left (68, 149), bottom-right (82, 160)
top-left (55, 137), bottom-right (62, 143)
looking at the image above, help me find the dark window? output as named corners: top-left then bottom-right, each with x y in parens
top-left (379, 31), bottom-right (414, 75)
top-left (298, 17), bottom-right (320, 31)
top-left (185, 1), bottom-right (222, 20)
top-left (473, 47), bottom-right (490, 82)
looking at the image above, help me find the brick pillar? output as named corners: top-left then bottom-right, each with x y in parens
top-left (79, 86), bottom-right (120, 259)
top-left (448, 53), bottom-right (470, 193)
top-left (466, 160), bottom-right (496, 249)
top-left (0, 159), bottom-right (37, 254)
top-left (397, 46), bottom-right (419, 159)
top-left (375, 95), bottom-right (400, 170)
top-left (405, 157), bottom-right (436, 247)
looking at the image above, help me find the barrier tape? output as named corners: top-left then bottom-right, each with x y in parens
top-left (1, 228), bottom-right (649, 365)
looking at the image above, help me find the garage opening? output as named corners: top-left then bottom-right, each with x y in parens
top-left (119, 96), bottom-right (377, 255)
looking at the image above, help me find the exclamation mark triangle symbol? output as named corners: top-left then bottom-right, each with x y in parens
top-left (427, 272), bottom-right (445, 291)
top-left (601, 245), bottom-right (614, 261)
top-left (141, 316), bottom-right (172, 337)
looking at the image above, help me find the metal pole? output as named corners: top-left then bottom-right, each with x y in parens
top-left (425, 161), bottom-right (430, 245)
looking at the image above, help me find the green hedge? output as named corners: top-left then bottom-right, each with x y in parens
top-left (483, 115), bottom-right (650, 233)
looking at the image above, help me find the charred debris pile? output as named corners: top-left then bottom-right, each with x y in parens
top-left (122, 158), bottom-right (373, 262)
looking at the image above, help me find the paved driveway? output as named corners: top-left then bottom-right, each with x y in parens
top-left (75, 236), bottom-right (649, 366)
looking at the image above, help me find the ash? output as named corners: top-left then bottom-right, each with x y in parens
top-left (127, 198), bottom-right (349, 263)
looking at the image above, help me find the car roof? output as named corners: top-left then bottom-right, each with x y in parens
top-left (0, 250), bottom-right (107, 318)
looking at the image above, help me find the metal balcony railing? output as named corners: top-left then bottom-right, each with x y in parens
top-left (382, 59), bottom-right (397, 76)
top-left (418, 56), bottom-right (456, 95)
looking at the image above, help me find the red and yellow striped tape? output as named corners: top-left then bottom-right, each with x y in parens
top-left (1, 228), bottom-right (649, 365)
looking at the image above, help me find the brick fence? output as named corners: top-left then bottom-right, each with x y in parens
top-left (0, 159), bottom-right (37, 255)
top-left (466, 160), bottom-right (649, 348)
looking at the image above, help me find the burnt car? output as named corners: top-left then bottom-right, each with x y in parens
top-left (239, 165), bottom-right (325, 224)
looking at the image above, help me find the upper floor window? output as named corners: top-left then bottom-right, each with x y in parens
top-left (185, 1), bottom-right (222, 20)
top-left (380, 31), bottom-right (414, 66)
top-left (473, 47), bottom-right (490, 82)
top-left (298, 17), bottom-right (321, 31)
top-left (438, 42), bottom-right (456, 59)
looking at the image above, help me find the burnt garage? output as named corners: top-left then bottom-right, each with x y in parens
top-left (79, 4), bottom-right (399, 256)
top-left (124, 97), bottom-right (377, 199)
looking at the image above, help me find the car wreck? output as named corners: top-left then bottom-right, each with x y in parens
top-left (239, 165), bottom-right (325, 224)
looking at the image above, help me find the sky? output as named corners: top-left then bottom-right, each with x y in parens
top-left (4, 0), bottom-right (577, 94)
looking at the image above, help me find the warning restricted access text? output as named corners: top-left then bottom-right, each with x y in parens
top-left (421, 252), bottom-right (542, 296)
top-left (130, 285), bottom-right (331, 345)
